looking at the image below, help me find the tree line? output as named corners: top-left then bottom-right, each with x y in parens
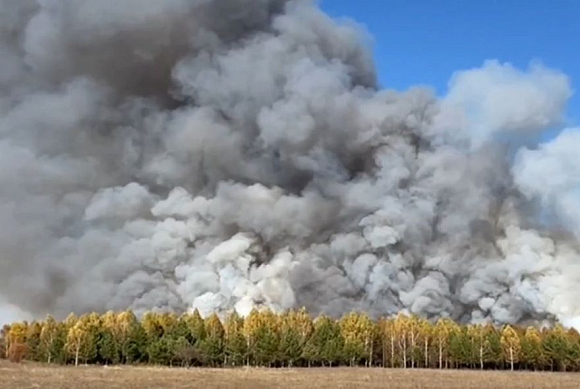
top-left (2, 309), bottom-right (580, 372)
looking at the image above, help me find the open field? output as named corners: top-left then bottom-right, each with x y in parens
top-left (2, 361), bottom-right (580, 389)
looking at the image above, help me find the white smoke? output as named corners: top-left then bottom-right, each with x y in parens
top-left (0, 0), bottom-right (578, 327)
top-left (433, 60), bottom-right (571, 148)
top-left (513, 128), bottom-right (580, 237)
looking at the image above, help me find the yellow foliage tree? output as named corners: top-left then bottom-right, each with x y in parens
top-left (501, 325), bottom-right (521, 371)
top-left (418, 317), bottom-right (433, 368)
top-left (7, 322), bottom-right (28, 362)
top-left (340, 312), bottom-right (375, 367)
top-left (40, 315), bottom-right (59, 363)
top-left (377, 318), bottom-right (392, 368)
top-left (434, 318), bottom-right (456, 369)
top-left (521, 326), bottom-right (542, 370)
top-left (66, 321), bottom-right (93, 366)
top-left (394, 313), bottom-right (410, 368)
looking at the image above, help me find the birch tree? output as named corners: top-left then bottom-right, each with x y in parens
top-left (39, 316), bottom-right (59, 364)
top-left (501, 325), bottom-right (521, 371)
top-left (66, 321), bottom-right (93, 366)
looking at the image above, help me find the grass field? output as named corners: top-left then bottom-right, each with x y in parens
top-left (2, 361), bottom-right (580, 389)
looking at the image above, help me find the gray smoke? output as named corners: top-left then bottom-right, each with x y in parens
top-left (1, 0), bottom-right (579, 327)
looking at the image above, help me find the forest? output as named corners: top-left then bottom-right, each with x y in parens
top-left (2, 309), bottom-right (580, 372)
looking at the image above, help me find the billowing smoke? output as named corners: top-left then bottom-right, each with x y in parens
top-left (1, 0), bottom-right (578, 327)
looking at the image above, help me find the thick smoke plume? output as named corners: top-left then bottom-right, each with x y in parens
top-left (0, 0), bottom-right (578, 327)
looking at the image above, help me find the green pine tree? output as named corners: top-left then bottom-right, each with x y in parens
top-left (224, 312), bottom-right (247, 367)
top-left (25, 321), bottom-right (42, 362)
top-left (199, 314), bottom-right (225, 366)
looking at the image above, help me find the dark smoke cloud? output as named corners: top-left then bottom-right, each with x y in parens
top-left (0, 0), bottom-right (578, 328)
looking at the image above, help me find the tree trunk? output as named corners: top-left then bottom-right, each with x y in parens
top-left (479, 344), bottom-right (483, 370)
top-left (75, 346), bottom-right (80, 367)
top-left (410, 332), bottom-right (415, 368)
top-left (246, 338), bottom-right (250, 367)
top-left (382, 339), bottom-right (386, 368)
top-left (390, 336), bottom-right (395, 368)
top-left (424, 339), bottom-right (428, 368)
top-left (510, 347), bottom-right (514, 371)
top-left (438, 340), bottom-right (443, 369)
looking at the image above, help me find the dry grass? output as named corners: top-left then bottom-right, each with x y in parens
top-left (1, 361), bottom-right (580, 389)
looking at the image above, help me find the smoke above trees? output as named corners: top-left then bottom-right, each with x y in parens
top-left (0, 0), bottom-right (579, 327)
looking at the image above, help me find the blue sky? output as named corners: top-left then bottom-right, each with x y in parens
top-left (321, 0), bottom-right (579, 126)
